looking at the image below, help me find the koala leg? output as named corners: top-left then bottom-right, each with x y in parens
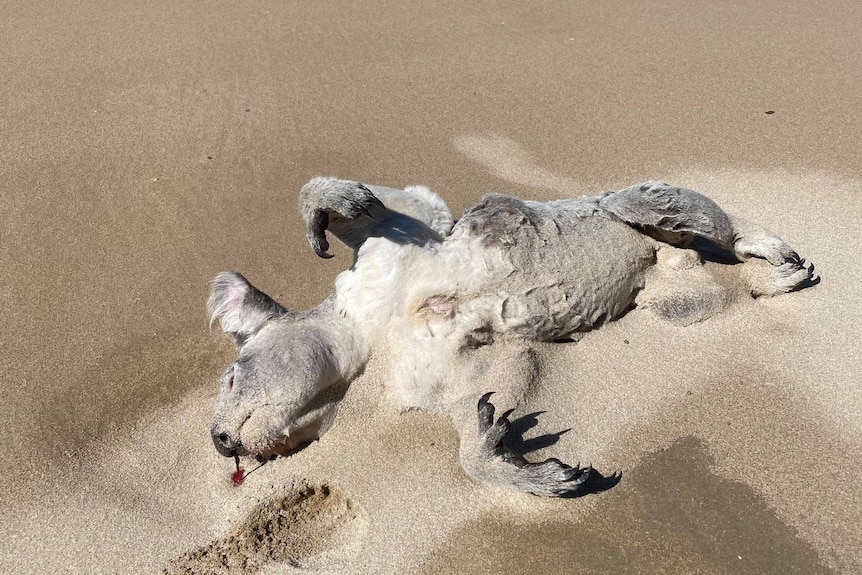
top-left (729, 216), bottom-right (817, 296)
top-left (298, 177), bottom-right (386, 258)
top-left (599, 181), bottom-right (816, 296)
top-left (455, 392), bottom-right (591, 497)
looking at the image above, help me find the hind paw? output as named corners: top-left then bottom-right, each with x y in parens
top-left (768, 259), bottom-right (816, 295)
top-left (734, 233), bottom-right (800, 266)
top-left (747, 257), bottom-right (817, 297)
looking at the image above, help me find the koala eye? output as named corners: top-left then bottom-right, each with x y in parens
top-left (223, 365), bottom-right (236, 393)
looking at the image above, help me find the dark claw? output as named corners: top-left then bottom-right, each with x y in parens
top-left (308, 210), bottom-right (334, 259)
top-left (497, 408), bottom-right (515, 424)
top-left (494, 409), bottom-right (514, 437)
top-left (477, 392), bottom-right (496, 435)
top-left (560, 467), bottom-right (582, 481)
top-left (476, 393), bottom-right (602, 497)
top-left (310, 237), bottom-right (334, 259)
top-left (565, 468), bottom-right (590, 485)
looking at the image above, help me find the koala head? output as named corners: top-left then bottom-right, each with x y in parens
top-left (207, 272), bottom-right (342, 459)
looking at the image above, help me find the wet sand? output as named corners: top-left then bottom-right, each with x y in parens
top-left (2, 1), bottom-right (861, 573)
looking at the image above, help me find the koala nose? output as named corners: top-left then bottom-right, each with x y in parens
top-left (211, 428), bottom-right (242, 457)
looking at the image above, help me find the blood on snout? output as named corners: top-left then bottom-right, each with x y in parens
top-left (231, 468), bottom-right (245, 486)
top-left (231, 454), bottom-right (244, 486)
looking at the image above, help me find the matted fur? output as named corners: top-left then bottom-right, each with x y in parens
top-left (207, 177), bottom-right (815, 496)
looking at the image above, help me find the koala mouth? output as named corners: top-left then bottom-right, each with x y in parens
top-left (257, 401), bottom-right (339, 459)
top-left (223, 382), bottom-right (347, 460)
top-left (265, 421), bottom-right (322, 457)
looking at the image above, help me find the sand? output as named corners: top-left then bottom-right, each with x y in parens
top-left (2, 0), bottom-right (861, 573)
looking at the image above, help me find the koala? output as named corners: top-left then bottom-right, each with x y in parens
top-left (207, 177), bottom-right (815, 496)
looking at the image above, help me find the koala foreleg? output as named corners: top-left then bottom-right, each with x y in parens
top-left (455, 392), bottom-right (591, 497)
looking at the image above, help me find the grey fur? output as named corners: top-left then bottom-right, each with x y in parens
top-left (599, 181), bottom-right (735, 248)
top-left (208, 177), bottom-right (816, 497)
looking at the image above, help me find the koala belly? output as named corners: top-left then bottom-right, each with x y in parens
top-left (450, 195), bottom-right (657, 341)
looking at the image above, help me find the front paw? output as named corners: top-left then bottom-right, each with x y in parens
top-left (302, 177), bottom-right (384, 220)
top-left (300, 177), bottom-right (385, 258)
top-left (476, 393), bottom-right (591, 497)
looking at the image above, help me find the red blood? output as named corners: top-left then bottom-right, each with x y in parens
top-left (231, 468), bottom-right (245, 486)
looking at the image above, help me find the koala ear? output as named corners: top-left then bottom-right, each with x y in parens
top-left (208, 272), bottom-right (290, 344)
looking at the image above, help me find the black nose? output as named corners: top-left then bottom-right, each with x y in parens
top-left (211, 428), bottom-right (242, 457)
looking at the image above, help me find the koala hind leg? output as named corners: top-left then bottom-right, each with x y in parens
top-left (600, 181), bottom-right (816, 296)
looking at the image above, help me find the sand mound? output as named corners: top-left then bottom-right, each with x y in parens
top-left (165, 483), bottom-right (358, 574)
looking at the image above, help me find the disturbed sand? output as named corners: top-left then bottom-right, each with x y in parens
top-left (2, 1), bottom-right (861, 573)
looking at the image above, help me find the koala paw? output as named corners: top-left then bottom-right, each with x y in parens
top-left (474, 392), bottom-right (591, 497)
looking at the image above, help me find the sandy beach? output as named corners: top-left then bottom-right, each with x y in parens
top-left (2, 1), bottom-right (861, 573)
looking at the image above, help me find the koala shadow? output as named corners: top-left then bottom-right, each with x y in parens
top-left (371, 211), bottom-right (438, 244)
top-left (691, 236), bottom-right (742, 265)
top-left (502, 412), bottom-right (622, 498)
top-left (502, 411), bottom-right (566, 453)
top-left (346, 210), bottom-right (441, 267)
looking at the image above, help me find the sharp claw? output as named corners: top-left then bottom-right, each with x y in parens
top-left (312, 243), bottom-right (334, 259)
top-left (309, 233), bottom-right (333, 259)
top-left (308, 210), bottom-right (334, 258)
top-left (569, 470), bottom-right (590, 486)
top-left (473, 394), bottom-right (598, 496)
top-left (496, 417), bottom-right (511, 437)
top-left (560, 468), bottom-right (577, 480)
top-left (560, 467), bottom-right (586, 482)
top-left (477, 392), bottom-right (496, 434)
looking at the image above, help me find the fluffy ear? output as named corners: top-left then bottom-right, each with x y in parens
top-left (207, 272), bottom-right (290, 344)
